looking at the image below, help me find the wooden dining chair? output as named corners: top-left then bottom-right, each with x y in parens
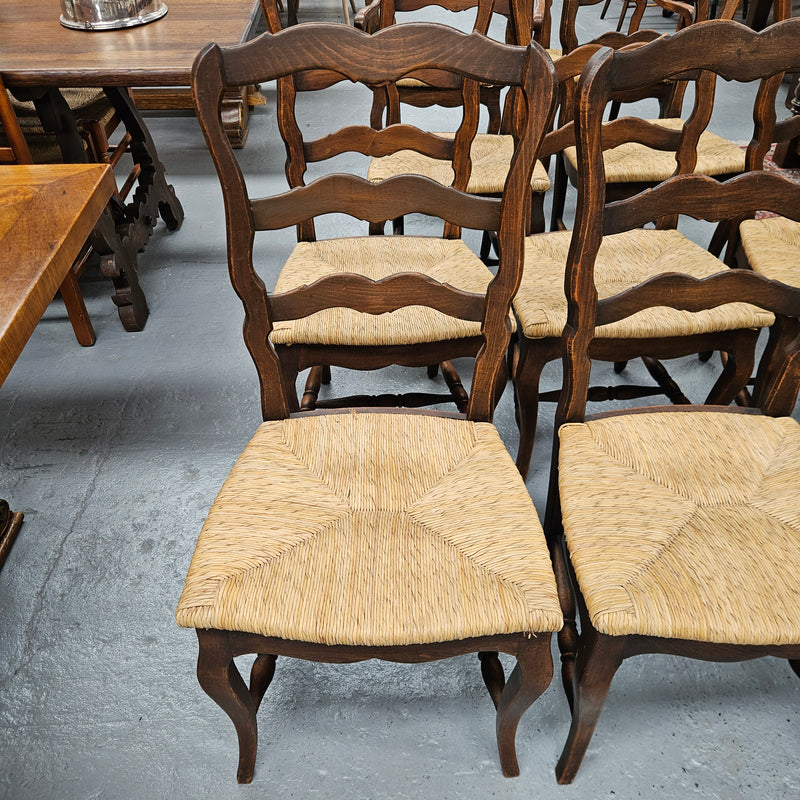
top-left (0, 75), bottom-right (99, 347)
top-left (549, 0), bottom-right (745, 233)
top-left (538, 19), bottom-right (800, 783)
top-left (510, 18), bottom-right (787, 476)
top-left (176, 22), bottom-right (561, 783)
top-left (252, 11), bottom-right (560, 413)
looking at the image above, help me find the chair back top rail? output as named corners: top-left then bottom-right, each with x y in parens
top-left (210, 23), bottom-right (531, 88)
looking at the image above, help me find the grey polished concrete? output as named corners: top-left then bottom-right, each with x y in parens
top-left (1, 3), bottom-right (799, 798)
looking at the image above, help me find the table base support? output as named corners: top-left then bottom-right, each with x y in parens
top-left (12, 85), bottom-right (184, 333)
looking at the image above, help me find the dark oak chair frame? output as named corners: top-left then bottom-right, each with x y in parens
top-left (511, 19), bottom-right (784, 476)
top-left (186, 22), bottom-right (558, 782)
top-left (255, 6), bottom-right (551, 413)
top-left (541, 19), bottom-right (800, 783)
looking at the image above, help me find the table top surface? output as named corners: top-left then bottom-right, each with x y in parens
top-left (0, 164), bottom-right (115, 386)
top-left (0, 0), bottom-right (261, 88)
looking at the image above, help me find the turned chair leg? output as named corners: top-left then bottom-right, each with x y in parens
top-left (300, 365), bottom-right (331, 410)
top-left (196, 630), bottom-right (258, 784)
top-left (555, 629), bottom-right (625, 785)
top-left (495, 635), bottom-right (554, 777)
top-left (551, 539), bottom-right (578, 711)
top-left (440, 360), bottom-right (470, 411)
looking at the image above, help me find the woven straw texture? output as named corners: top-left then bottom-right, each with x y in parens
top-left (514, 229), bottom-right (774, 339)
top-left (740, 216), bottom-right (800, 286)
top-left (558, 411), bottom-right (800, 644)
top-left (5, 89), bottom-right (113, 163)
top-left (176, 411), bottom-right (563, 645)
top-left (563, 118), bottom-right (746, 183)
top-left (367, 133), bottom-right (551, 194)
top-left (270, 235), bottom-right (515, 346)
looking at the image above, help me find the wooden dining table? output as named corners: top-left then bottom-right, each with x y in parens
top-left (0, 0), bottom-right (262, 332)
top-left (0, 163), bottom-right (116, 569)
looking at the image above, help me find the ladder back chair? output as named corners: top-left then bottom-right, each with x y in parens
top-left (739, 112), bottom-right (800, 283)
top-left (246, 18), bottom-right (559, 414)
top-left (359, 0), bottom-right (555, 275)
top-left (543, 19), bottom-right (800, 783)
top-left (176, 22), bottom-right (562, 783)
top-left (511, 20), bottom-right (783, 476)
top-left (550, 0), bottom-right (744, 233)
top-left (262, 0), bottom-right (534, 409)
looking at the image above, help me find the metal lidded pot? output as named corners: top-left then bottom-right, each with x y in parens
top-left (59, 0), bottom-right (168, 30)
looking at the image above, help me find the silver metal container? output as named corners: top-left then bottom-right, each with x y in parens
top-left (59, 0), bottom-right (168, 30)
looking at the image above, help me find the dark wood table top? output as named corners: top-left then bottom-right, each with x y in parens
top-left (0, 0), bottom-right (261, 88)
top-left (0, 164), bottom-right (115, 385)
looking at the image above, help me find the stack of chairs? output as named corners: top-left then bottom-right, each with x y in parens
top-left (167, 13), bottom-right (800, 787)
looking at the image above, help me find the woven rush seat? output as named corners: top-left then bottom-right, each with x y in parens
top-left (563, 118), bottom-right (746, 183)
top-left (514, 228), bottom-right (774, 339)
top-left (740, 216), bottom-right (800, 284)
top-left (7, 89), bottom-right (114, 162)
top-left (557, 410), bottom-right (800, 644)
top-left (176, 411), bottom-right (562, 646)
top-left (270, 235), bottom-right (515, 346)
top-left (367, 133), bottom-right (552, 194)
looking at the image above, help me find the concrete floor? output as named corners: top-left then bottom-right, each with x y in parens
top-left (2, 3), bottom-right (800, 798)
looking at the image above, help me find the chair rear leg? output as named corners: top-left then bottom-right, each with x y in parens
top-left (496, 634), bottom-right (554, 777)
top-left (301, 366), bottom-right (326, 410)
top-left (550, 156), bottom-right (569, 232)
top-left (479, 651), bottom-right (506, 708)
top-left (250, 654), bottom-right (277, 712)
top-left (196, 630), bottom-right (258, 784)
top-left (555, 629), bottom-right (625, 785)
top-left (514, 338), bottom-right (550, 479)
top-left (704, 330), bottom-right (758, 406)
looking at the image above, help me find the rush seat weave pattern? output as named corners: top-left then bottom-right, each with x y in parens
top-left (7, 89), bottom-right (113, 162)
top-left (740, 216), bottom-right (800, 285)
top-left (563, 118), bottom-right (746, 183)
top-left (367, 133), bottom-right (552, 194)
top-left (270, 235), bottom-right (515, 346)
top-left (558, 411), bottom-right (800, 644)
top-left (514, 228), bottom-right (774, 339)
top-left (176, 411), bottom-right (563, 646)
